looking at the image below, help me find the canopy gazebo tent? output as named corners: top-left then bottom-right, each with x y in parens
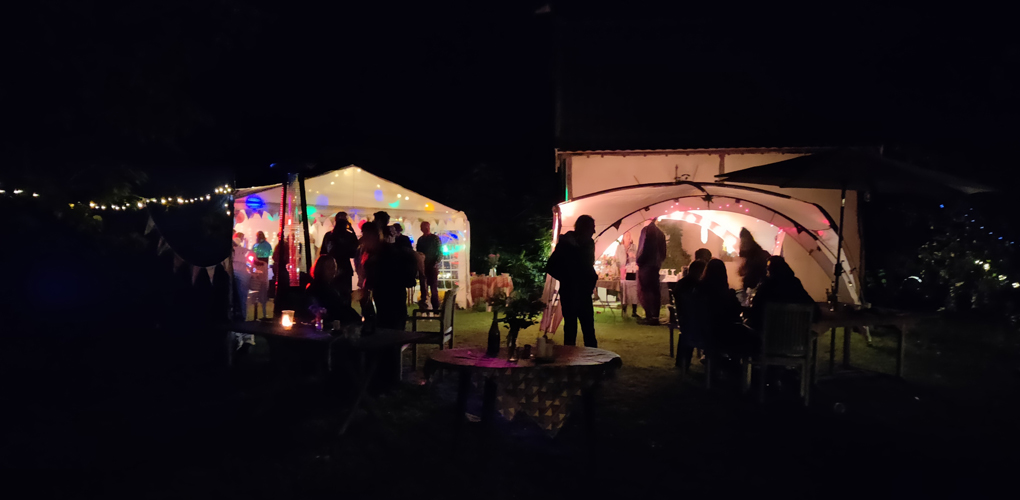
top-left (554, 180), bottom-right (859, 303)
top-left (232, 166), bottom-right (472, 308)
top-left (546, 148), bottom-right (867, 311)
top-left (716, 149), bottom-right (995, 304)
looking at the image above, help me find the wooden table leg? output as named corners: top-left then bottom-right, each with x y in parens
top-left (842, 326), bottom-right (852, 369)
top-left (582, 387), bottom-right (597, 438)
top-left (829, 328), bottom-right (836, 375)
top-left (897, 324), bottom-right (907, 378)
top-left (811, 336), bottom-right (819, 386)
top-left (339, 353), bottom-right (379, 436)
top-left (455, 368), bottom-right (471, 424)
top-left (481, 377), bottom-right (498, 426)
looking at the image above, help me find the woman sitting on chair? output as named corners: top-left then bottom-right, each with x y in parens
top-left (692, 259), bottom-right (755, 376)
top-left (747, 256), bottom-right (820, 332)
top-left (673, 260), bottom-right (706, 371)
top-left (306, 256), bottom-right (361, 325)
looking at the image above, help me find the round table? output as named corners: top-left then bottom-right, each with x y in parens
top-left (425, 346), bottom-right (621, 436)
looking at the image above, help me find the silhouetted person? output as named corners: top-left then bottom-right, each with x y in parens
top-left (416, 221), bottom-right (442, 310)
top-left (251, 231), bottom-right (273, 319)
top-left (231, 232), bottom-right (251, 321)
top-left (738, 227), bottom-right (770, 291)
top-left (695, 248), bottom-right (712, 263)
top-left (272, 234), bottom-right (291, 314)
top-left (374, 211), bottom-right (394, 243)
top-left (321, 212), bottom-right (359, 307)
top-left (365, 237), bottom-right (418, 330)
top-left (358, 220), bottom-right (384, 319)
top-left (694, 259), bottom-right (755, 370)
top-left (637, 218), bottom-right (667, 325)
top-left (615, 231), bottom-right (638, 317)
top-left (393, 223), bottom-right (413, 250)
top-left (306, 256), bottom-right (361, 325)
top-left (747, 256), bottom-right (820, 332)
top-left (547, 215), bottom-right (598, 347)
top-left (673, 260), bottom-right (707, 370)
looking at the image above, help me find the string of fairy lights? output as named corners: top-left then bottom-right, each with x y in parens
top-left (2, 183), bottom-right (235, 216)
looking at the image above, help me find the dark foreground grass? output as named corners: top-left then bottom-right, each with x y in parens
top-left (3, 306), bottom-right (1018, 499)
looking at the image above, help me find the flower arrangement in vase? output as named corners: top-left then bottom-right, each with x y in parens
top-left (487, 253), bottom-right (500, 277)
top-left (490, 289), bottom-right (545, 361)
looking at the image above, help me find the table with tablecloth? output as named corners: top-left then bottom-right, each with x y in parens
top-left (470, 273), bottom-right (514, 303)
top-left (425, 346), bottom-right (621, 436)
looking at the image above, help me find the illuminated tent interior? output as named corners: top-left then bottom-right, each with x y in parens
top-left (232, 166), bottom-right (472, 308)
top-left (554, 149), bottom-right (868, 305)
top-left (557, 182), bottom-right (858, 303)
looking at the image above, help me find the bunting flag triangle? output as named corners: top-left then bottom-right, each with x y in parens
top-left (157, 238), bottom-right (170, 256)
top-left (611, 218), bottom-right (622, 231)
top-left (206, 266), bottom-right (217, 283)
top-left (191, 266), bottom-right (202, 286)
top-left (144, 217), bottom-right (156, 236)
top-left (245, 208), bottom-right (254, 219)
top-left (173, 254), bottom-right (186, 272)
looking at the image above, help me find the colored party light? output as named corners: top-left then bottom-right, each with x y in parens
top-left (246, 195), bottom-right (266, 210)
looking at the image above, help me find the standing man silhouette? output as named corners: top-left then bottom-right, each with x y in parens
top-left (637, 218), bottom-right (667, 325)
top-left (546, 215), bottom-right (598, 347)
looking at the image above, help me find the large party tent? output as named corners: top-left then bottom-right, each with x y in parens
top-left (232, 165), bottom-right (472, 308)
top-left (554, 148), bottom-right (865, 304)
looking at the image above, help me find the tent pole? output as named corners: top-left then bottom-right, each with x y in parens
top-left (274, 178), bottom-right (288, 314)
top-left (831, 186), bottom-right (847, 309)
top-left (298, 173), bottom-right (313, 277)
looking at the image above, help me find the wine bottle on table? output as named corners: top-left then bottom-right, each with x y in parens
top-left (486, 309), bottom-right (501, 357)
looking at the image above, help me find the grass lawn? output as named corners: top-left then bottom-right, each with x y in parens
top-left (7, 301), bottom-right (1020, 498)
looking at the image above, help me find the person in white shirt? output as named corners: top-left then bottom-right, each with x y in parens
top-left (615, 231), bottom-right (639, 317)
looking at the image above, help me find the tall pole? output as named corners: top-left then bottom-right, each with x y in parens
top-left (831, 186), bottom-right (847, 310)
top-left (298, 173), bottom-right (313, 278)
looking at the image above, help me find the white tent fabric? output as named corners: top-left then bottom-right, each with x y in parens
top-left (557, 149), bottom-right (864, 305)
top-left (232, 166), bottom-right (471, 308)
top-left (555, 182), bottom-right (859, 303)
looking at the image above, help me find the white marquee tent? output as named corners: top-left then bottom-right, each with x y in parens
top-left (555, 148), bottom-right (864, 304)
top-left (232, 166), bottom-right (472, 308)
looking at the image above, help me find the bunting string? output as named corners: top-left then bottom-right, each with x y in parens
top-left (146, 214), bottom-right (231, 287)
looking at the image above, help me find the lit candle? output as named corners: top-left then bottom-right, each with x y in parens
top-left (281, 310), bottom-right (295, 330)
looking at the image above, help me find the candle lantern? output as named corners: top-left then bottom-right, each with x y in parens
top-left (281, 310), bottom-right (295, 329)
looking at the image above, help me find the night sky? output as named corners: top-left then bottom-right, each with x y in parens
top-left (4, 2), bottom-right (1017, 209)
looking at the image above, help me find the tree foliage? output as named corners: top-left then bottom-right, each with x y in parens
top-left (866, 195), bottom-right (1020, 326)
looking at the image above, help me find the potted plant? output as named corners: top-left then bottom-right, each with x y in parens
top-left (495, 289), bottom-right (546, 361)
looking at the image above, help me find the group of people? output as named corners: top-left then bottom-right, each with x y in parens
top-left (670, 231), bottom-right (819, 377)
top-left (548, 214), bottom-right (818, 371)
top-left (231, 230), bottom-right (274, 321)
top-left (547, 216), bottom-right (673, 348)
top-left (231, 210), bottom-right (445, 333)
top-left (310, 210), bottom-right (443, 331)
